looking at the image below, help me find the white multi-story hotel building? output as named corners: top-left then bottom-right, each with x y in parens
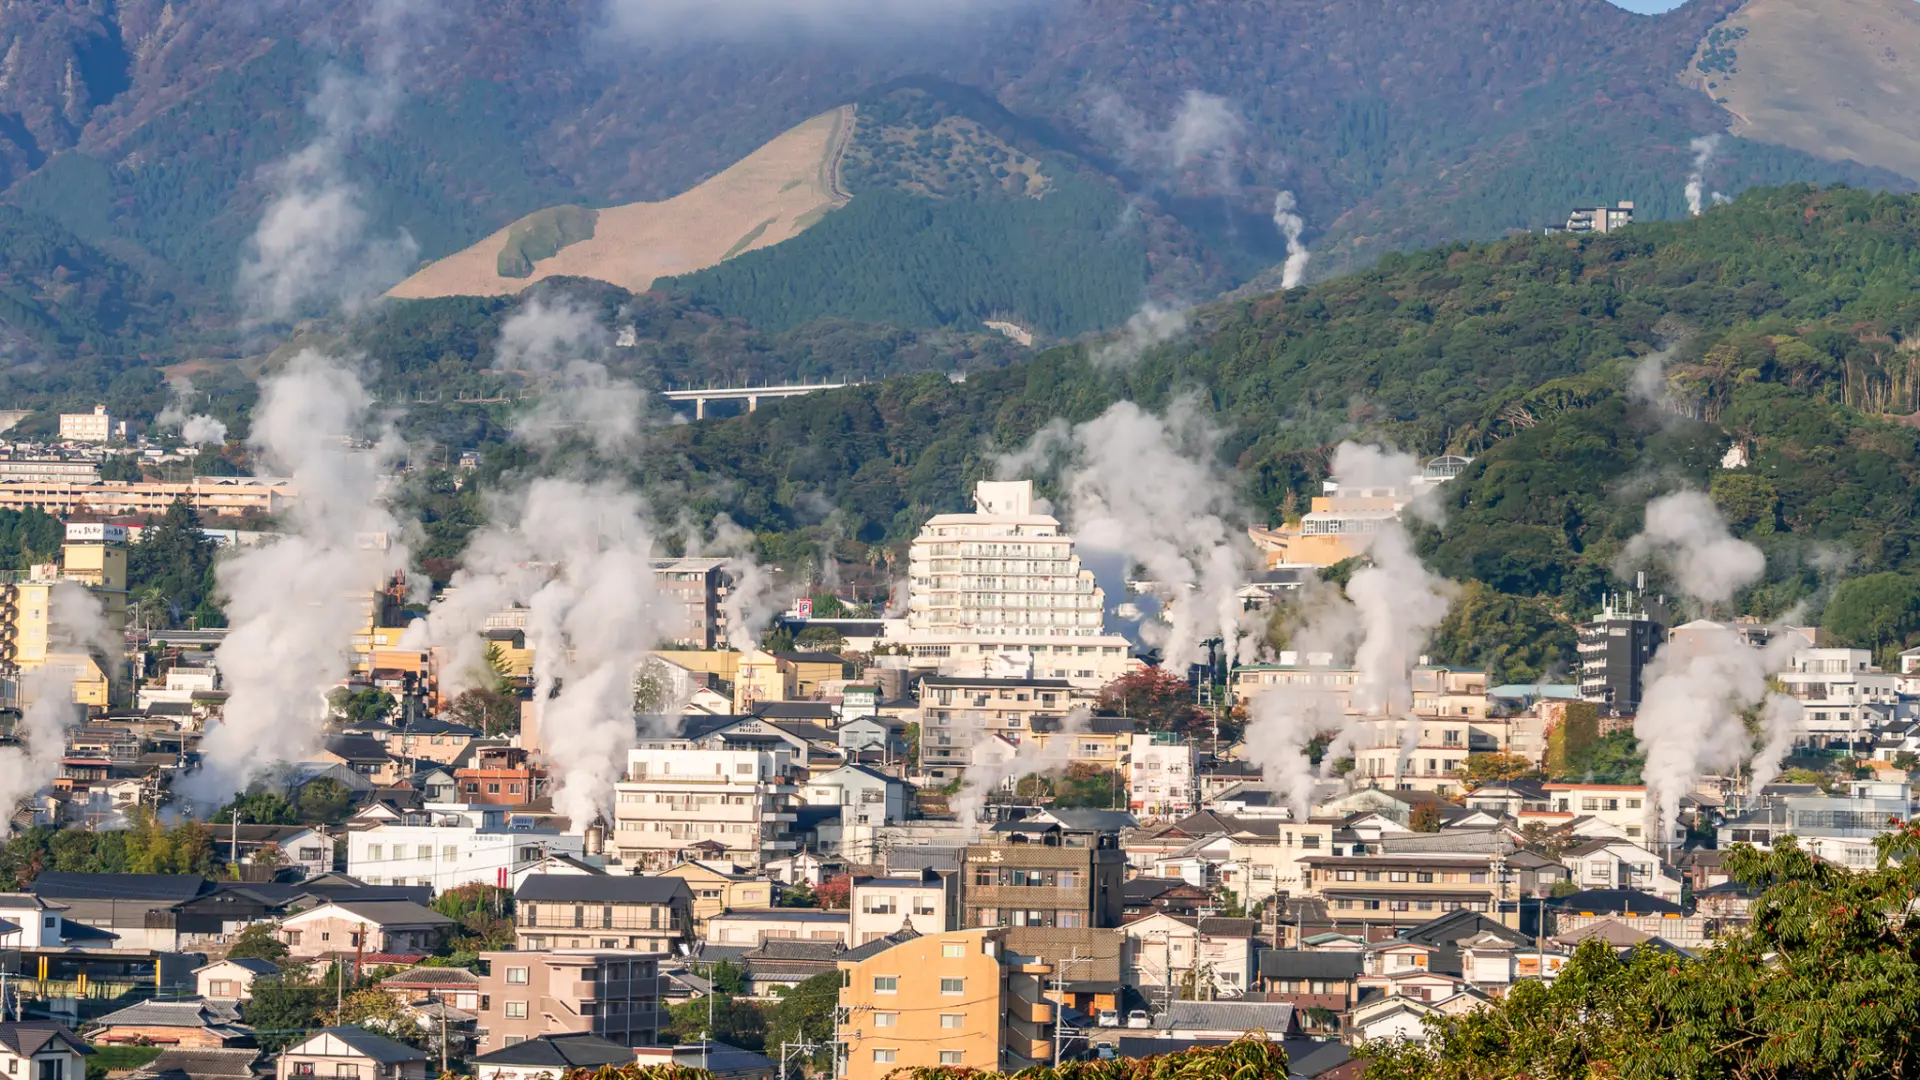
top-left (1774, 648), bottom-right (1900, 750)
top-left (895, 480), bottom-right (1134, 688)
top-left (610, 747), bottom-right (799, 870)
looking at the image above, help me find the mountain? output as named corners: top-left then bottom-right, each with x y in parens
top-left (1, 0), bottom-right (1913, 341)
top-left (1686, 0), bottom-right (1920, 185)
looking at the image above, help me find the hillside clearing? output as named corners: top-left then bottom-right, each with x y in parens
top-left (387, 106), bottom-right (853, 299)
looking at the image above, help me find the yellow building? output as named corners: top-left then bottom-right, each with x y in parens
top-left (3, 523), bottom-right (128, 706)
top-left (836, 927), bottom-right (1054, 1080)
top-left (734, 649), bottom-right (794, 712)
top-left (657, 860), bottom-right (775, 933)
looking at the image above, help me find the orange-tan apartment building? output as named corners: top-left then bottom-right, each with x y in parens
top-left (0, 477), bottom-right (296, 518)
top-left (836, 927), bottom-right (1054, 1080)
top-left (474, 950), bottom-right (661, 1052)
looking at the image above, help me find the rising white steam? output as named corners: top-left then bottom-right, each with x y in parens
top-left (1272, 190), bottom-right (1310, 289)
top-left (1090, 303), bottom-right (1188, 369)
top-left (0, 584), bottom-right (118, 833)
top-left (495, 298), bottom-right (642, 455)
top-left (1619, 490), bottom-right (1765, 610)
top-left (1094, 90), bottom-right (1245, 193)
top-left (950, 706), bottom-right (1091, 828)
top-left (1241, 443), bottom-right (1455, 814)
top-left (999, 399), bottom-right (1261, 669)
top-left (156, 378), bottom-right (228, 446)
top-left (1617, 487), bottom-right (1794, 834)
top-left (1748, 692), bottom-right (1805, 794)
top-left (1685, 135), bottom-right (1727, 217)
top-left (706, 514), bottom-right (789, 652)
top-left (179, 353), bottom-right (409, 808)
top-left (412, 298), bottom-right (674, 827)
top-left (236, 1), bottom-right (432, 320)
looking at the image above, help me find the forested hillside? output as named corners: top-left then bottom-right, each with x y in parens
top-left (624, 186), bottom-right (1920, 671)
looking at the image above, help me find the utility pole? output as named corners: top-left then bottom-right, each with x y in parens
top-left (440, 1004), bottom-right (449, 1074)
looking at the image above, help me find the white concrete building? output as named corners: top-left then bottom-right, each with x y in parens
top-left (1129, 732), bottom-right (1196, 821)
top-left (1775, 648), bottom-right (1900, 750)
top-left (58, 404), bottom-right (119, 442)
top-left (801, 764), bottom-right (908, 827)
top-left (346, 805), bottom-right (586, 891)
top-left (1122, 912), bottom-right (1258, 998)
top-left (611, 747), bottom-right (798, 870)
top-left (849, 869), bottom-right (958, 945)
top-left (894, 480), bottom-right (1134, 687)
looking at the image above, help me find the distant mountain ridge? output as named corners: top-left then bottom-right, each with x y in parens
top-left (0, 0), bottom-right (1912, 337)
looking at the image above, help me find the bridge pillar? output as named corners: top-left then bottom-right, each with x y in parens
top-left (748, 395), bottom-right (759, 413)
top-left (695, 397), bottom-right (706, 421)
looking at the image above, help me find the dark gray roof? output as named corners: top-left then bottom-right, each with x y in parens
top-left (472, 1033), bottom-right (633, 1069)
top-left (90, 1000), bottom-right (247, 1033)
top-left (378, 967), bottom-right (479, 987)
top-left (297, 1027), bottom-right (428, 1064)
top-left (1547, 889), bottom-right (1686, 916)
top-left (1153, 1000), bottom-right (1294, 1032)
top-left (772, 652), bottom-right (850, 665)
top-left (322, 735), bottom-right (391, 762)
top-left (516, 874), bottom-right (691, 905)
top-left (0, 1024), bottom-right (90, 1058)
top-left (1259, 951), bottom-right (1364, 980)
top-left (130, 1048), bottom-right (261, 1080)
top-left (838, 926), bottom-right (918, 963)
top-left (31, 871), bottom-right (209, 903)
top-left (753, 702), bottom-right (839, 720)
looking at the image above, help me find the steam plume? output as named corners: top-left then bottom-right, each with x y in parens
top-left (156, 378), bottom-right (229, 446)
top-left (1685, 135), bottom-right (1727, 217)
top-left (706, 514), bottom-right (790, 652)
top-left (1617, 488), bottom-right (1789, 833)
top-left (1094, 90), bottom-right (1245, 193)
top-left (1241, 443), bottom-right (1456, 813)
top-left (236, 1), bottom-right (432, 320)
top-left (1748, 692), bottom-right (1805, 793)
top-left (1090, 303), bottom-right (1188, 369)
top-left (0, 583), bottom-right (117, 833)
top-left (178, 353), bottom-right (409, 808)
top-left (1272, 191), bottom-right (1310, 289)
top-left (999, 399), bottom-right (1261, 669)
top-left (1618, 490), bottom-right (1765, 610)
top-left (413, 299), bottom-right (674, 827)
top-left (951, 706), bottom-right (1091, 827)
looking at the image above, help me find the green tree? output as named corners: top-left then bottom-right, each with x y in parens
top-left (1360, 826), bottom-right (1920, 1079)
top-left (1409, 803), bottom-right (1443, 833)
top-left (766, 971), bottom-right (839, 1070)
top-left (213, 790), bottom-right (295, 826)
top-left (228, 921), bottom-right (291, 963)
top-left (448, 687), bottom-right (521, 736)
top-left (328, 687), bottom-right (396, 726)
top-left (126, 498), bottom-right (222, 626)
top-left (243, 974), bottom-right (328, 1053)
top-left (664, 994), bottom-right (767, 1052)
top-left (1822, 572), bottom-right (1920, 662)
top-left (1559, 731), bottom-right (1644, 784)
top-left (294, 779), bottom-right (355, 826)
top-left (1455, 752), bottom-right (1547, 788)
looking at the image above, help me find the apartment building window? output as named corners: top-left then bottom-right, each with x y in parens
top-left (940, 942), bottom-right (966, 958)
top-left (603, 906), bottom-right (615, 928)
top-left (441, 846), bottom-right (457, 861)
top-left (1627, 799), bottom-right (1643, 809)
top-left (293, 1066), bottom-right (315, 1077)
top-left (872, 1051), bottom-right (896, 1065)
top-left (1302, 835), bottom-right (1321, 849)
top-left (1335, 870), bottom-right (1357, 882)
top-left (1056, 871), bottom-right (1083, 889)
top-left (522, 904), bottom-right (538, 925)
top-left (1389, 872), bottom-right (1409, 883)
top-left (505, 1002), bottom-right (529, 1019)
top-left (1364, 871), bottom-right (1381, 882)
top-left (574, 906), bottom-right (586, 928)
top-left (506, 967), bottom-right (529, 985)
top-left (864, 896), bottom-right (897, 915)
top-left (367, 844), bottom-right (383, 860)
top-left (940, 1052), bottom-right (965, 1065)
top-left (416, 845), bottom-right (432, 859)
top-left (1416, 872), bottom-right (1434, 883)
top-left (334, 1066), bottom-right (356, 1078)
top-left (915, 899), bottom-right (937, 917)
top-left (1057, 912), bottom-right (1085, 928)
top-left (873, 976), bottom-right (898, 993)
top-left (940, 978), bottom-right (965, 995)
top-left (874, 1013), bottom-right (898, 1028)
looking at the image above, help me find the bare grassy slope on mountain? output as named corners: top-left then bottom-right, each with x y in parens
top-left (1689, 0), bottom-right (1920, 183)
top-left (387, 107), bottom-right (851, 299)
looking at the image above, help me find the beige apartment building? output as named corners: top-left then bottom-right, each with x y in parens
top-left (3, 523), bottom-right (128, 707)
top-left (657, 861), bottom-right (774, 933)
top-left (836, 927), bottom-right (1054, 1080)
top-left (918, 675), bottom-right (1080, 782)
top-left (0, 477), bottom-right (294, 517)
top-left (611, 747), bottom-right (798, 869)
top-left (1301, 852), bottom-right (1506, 930)
top-left (58, 404), bottom-right (116, 443)
top-left (649, 557), bottom-right (730, 649)
top-left (474, 951), bottom-right (661, 1052)
top-left (897, 480), bottom-right (1134, 687)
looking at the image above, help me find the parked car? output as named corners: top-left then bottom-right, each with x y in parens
top-left (1097, 1009), bottom-right (1119, 1027)
top-left (1126, 1009), bottom-right (1150, 1028)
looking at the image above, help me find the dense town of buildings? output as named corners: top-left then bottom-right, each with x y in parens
top-left (0, 454), bottom-right (1907, 1080)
